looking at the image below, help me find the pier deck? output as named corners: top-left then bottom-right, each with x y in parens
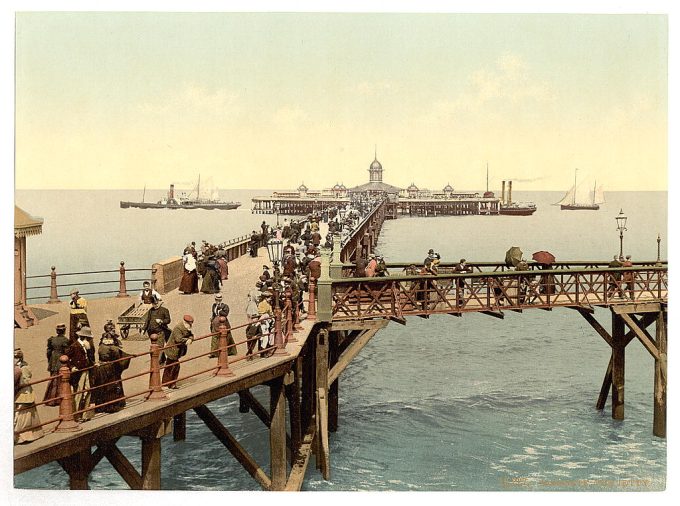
top-left (13, 200), bottom-right (668, 490)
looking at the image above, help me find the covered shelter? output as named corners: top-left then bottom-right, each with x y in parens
top-left (15, 206), bottom-right (43, 328)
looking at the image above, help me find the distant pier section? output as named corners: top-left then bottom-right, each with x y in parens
top-left (251, 155), bottom-right (533, 217)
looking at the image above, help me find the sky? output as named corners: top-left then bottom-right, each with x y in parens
top-left (12, 10), bottom-right (668, 192)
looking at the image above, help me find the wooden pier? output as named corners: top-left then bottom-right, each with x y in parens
top-left (13, 198), bottom-right (668, 490)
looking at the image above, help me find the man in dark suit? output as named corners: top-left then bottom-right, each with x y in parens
top-left (66, 326), bottom-right (96, 421)
top-left (143, 296), bottom-right (172, 352)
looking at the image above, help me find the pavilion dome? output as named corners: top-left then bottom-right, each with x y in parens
top-left (443, 183), bottom-right (454, 192)
top-left (297, 183), bottom-right (308, 192)
top-left (370, 158), bottom-right (382, 171)
top-left (407, 182), bottom-right (419, 191)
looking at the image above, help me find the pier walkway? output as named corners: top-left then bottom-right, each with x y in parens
top-left (13, 199), bottom-right (668, 491)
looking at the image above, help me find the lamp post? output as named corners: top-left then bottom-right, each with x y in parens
top-left (657, 233), bottom-right (662, 266)
top-left (274, 201), bottom-right (280, 227)
top-left (266, 239), bottom-right (287, 355)
top-left (615, 209), bottom-right (627, 257)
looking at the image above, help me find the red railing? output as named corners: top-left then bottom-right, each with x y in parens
top-left (330, 265), bottom-right (668, 320)
top-left (13, 297), bottom-right (302, 438)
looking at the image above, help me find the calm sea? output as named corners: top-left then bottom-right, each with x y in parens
top-left (14, 189), bottom-right (667, 491)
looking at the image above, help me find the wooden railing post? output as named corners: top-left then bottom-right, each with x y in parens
top-left (117, 261), bottom-right (130, 298)
top-left (147, 334), bottom-right (169, 400)
top-left (48, 266), bottom-right (60, 304)
top-left (216, 317), bottom-right (235, 377)
top-left (307, 277), bottom-right (317, 321)
top-left (55, 355), bottom-right (81, 432)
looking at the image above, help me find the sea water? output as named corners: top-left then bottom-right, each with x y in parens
top-left (13, 190), bottom-right (667, 491)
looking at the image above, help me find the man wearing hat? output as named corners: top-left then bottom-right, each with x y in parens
top-left (68, 289), bottom-right (89, 343)
top-left (163, 315), bottom-right (195, 389)
top-left (139, 280), bottom-right (160, 305)
top-left (43, 324), bottom-right (70, 406)
top-left (261, 265), bottom-right (271, 281)
top-left (453, 259), bottom-right (471, 304)
top-left (211, 294), bottom-right (229, 323)
top-left (66, 326), bottom-right (96, 421)
top-left (143, 295), bottom-right (172, 354)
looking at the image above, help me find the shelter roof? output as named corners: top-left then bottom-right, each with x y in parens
top-left (14, 206), bottom-right (43, 238)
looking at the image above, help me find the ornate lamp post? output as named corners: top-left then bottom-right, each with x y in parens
top-left (615, 209), bottom-right (627, 257)
top-left (266, 239), bottom-right (287, 355)
top-left (656, 233), bottom-right (662, 266)
top-left (274, 201), bottom-right (280, 227)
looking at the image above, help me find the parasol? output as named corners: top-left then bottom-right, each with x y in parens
top-left (505, 247), bottom-right (523, 268)
top-left (532, 250), bottom-right (556, 265)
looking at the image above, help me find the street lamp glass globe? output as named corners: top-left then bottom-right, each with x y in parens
top-left (615, 208), bottom-right (628, 231)
top-left (267, 239), bottom-right (283, 264)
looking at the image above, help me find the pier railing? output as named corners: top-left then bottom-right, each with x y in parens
top-left (25, 262), bottom-right (155, 303)
top-left (339, 260), bottom-right (666, 277)
top-left (339, 200), bottom-right (388, 263)
top-left (329, 264), bottom-right (668, 320)
top-left (14, 298), bottom-right (299, 438)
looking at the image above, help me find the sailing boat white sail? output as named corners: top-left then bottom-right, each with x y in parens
top-left (554, 169), bottom-right (604, 210)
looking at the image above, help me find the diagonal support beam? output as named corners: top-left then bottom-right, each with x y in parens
top-left (480, 310), bottom-right (504, 320)
top-left (577, 308), bottom-right (613, 347)
top-left (568, 305), bottom-right (594, 314)
top-left (328, 328), bottom-right (380, 385)
top-left (240, 389), bottom-right (271, 428)
top-left (620, 313), bottom-right (660, 360)
top-left (389, 315), bottom-right (407, 325)
top-left (596, 355), bottom-right (613, 410)
top-left (104, 443), bottom-right (143, 490)
top-left (193, 404), bottom-right (272, 490)
top-left (285, 424), bottom-right (317, 491)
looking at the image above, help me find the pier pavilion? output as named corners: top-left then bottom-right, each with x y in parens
top-left (252, 153), bottom-right (503, 217)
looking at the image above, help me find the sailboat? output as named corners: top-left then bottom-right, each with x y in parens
top-left (555, 169), bottom-right (605, 210)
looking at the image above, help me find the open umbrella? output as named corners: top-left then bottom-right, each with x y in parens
top-left (505, 246), bottom-right (523, 268)
top-left (532, 250), bottom-right (556, 265)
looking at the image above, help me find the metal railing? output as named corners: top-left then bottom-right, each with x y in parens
top-left (25, 262), bottom-right (155, 303)
top-left (14, 291), bottom-right (303, 439)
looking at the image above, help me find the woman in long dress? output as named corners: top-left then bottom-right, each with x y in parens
top-left (14, 349), bottom-right (44, 444)
top-left (245, 281), bottom-right (262, 319)
top-left (179, 248), bottom-right (199, 294)
top-left (200, 256), bottom-right (220, 294)
top-left (92, 330), bottom-right (131, 413)
top-left (210, 309), bottom-right (237, 357)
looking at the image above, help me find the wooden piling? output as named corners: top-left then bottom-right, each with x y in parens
top-left (63, 449), bottom-right (91, 489)
top-left (301, 340), bottom-right (315, 432)
top-left (653, 309), bottom-right (667, 437)
top-left (286, 358), bottom-right (303, 456)
top-left (329, 331), bottom-right (339, 432)
top-left (173, 413), bottom-right (186, 441)
top-left (141, 433), bottom-right (162, 489)
top-left (315, 328), bottom-right (330, 479)
top-left (611, 313), bottom-right (625, 420)
top-left (269, 376), bottom-right (287, 490)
